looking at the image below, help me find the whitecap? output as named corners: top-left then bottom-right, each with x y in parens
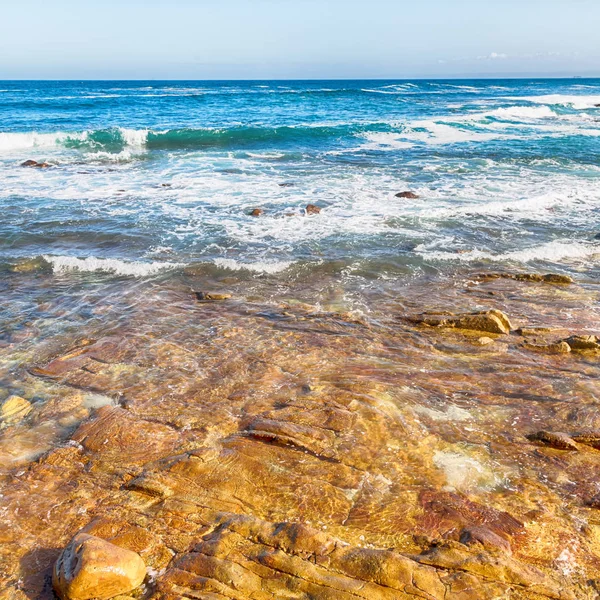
top-left (43, 255), bottom-right (184, 277)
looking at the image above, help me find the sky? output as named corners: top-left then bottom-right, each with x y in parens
top-left (1, 0), bottom-right (599, 79)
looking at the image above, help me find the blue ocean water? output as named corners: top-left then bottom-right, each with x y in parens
top-left (1, 79), bottom-right (599, 280)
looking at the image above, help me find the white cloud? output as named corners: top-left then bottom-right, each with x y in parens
top-left (477, 52), bottom-right (509, 60)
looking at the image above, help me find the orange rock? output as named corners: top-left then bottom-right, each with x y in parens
top-left (53, 533), bottom-right (146, 600)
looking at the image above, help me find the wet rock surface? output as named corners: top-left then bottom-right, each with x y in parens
top-left (1, 271), bottom-right (600, 598)
top-left (395, 191), bottom-right (420, 199)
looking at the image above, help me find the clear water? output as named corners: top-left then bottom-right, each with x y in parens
top-left (1, 79), bottom-right (599, 280)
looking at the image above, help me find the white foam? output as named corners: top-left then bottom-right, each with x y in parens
top-left (213, 258), bottom-right (292, 274)
top-left (511, 94), bottom-right (600, 110)
top-left (488, 105), bottom-right (557, 120)
top-left (43, 255), bottom-right (184, 277)
top-left (419, 241), bottom-right (600, 264)
top-left (361, 132), bottom-right (415, 149)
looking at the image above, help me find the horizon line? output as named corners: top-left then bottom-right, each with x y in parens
top-left (2, 75), bottom-right (600, 82)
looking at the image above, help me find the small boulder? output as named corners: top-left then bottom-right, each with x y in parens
top-left (527, 431), bottom-right (578, 451)
top-left (279, 182), bottom-right (294, 187)
top-left (305, 204), bottom-right (321, 215)
top-left (0, 395), bottom-right (32, 424)
top-left (594, 233), bottom-right (600, 240)
top-left (476, 336), bottom-right (495, 346)
top-left (249, 208), bottom-right (264, 217)
top-left (195, 292), bottom-right (232, 302)
top-left (395, 191), bottom-right (420, 199)
top-left (53, 533), bottom-right (146, 600)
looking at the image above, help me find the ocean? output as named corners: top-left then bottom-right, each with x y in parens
top-left (1, 79), bottom-right (599, 281)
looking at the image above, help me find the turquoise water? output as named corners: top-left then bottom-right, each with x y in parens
top-left (1, 79), bottom-right (600, 280)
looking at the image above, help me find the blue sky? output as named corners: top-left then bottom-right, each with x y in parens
top-left (2, 0), bottom-right (599, 79)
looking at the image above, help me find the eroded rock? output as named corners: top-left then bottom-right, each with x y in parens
top-left (395, 191), bottom-right (420, 199)
top-left (305, 204), bottom-right (321, 215)
top-left (53, 533), bottom-right (146, 600)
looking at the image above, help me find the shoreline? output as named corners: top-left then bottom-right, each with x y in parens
top-left (1, 269), bottom-right (599, 599)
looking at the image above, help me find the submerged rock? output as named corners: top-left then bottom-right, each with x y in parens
top-left (460, 526), bottom-right (512, 554)
top-left (527, 431), bottom-right (579, 451)
top-left (195, 291), bottom-right (232, 302)
top-left (278, 182), bottom-right (294, 187)
top-left (0, 395), bottom-right (32, 425)
top-left (477, 272), bottom-right (573, 284)
top-left (410, 309), bottom-right (512, 335)
top-left (53, 533), bottom-right (146, 600)
top-left (305, 204), bottom-right (321, 215)
top-left (249, 208), bottom-right (264, 217)
top-left (395, 191), bottom-right (420, 199)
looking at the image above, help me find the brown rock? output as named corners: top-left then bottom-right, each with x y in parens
top-left (249, 208), bottom-right (263, 217)
top-left (195, 291), bottom-right (232, 302)
top-left (476, 337), bottom-right (495, 346)
top-left (522, 341), bottom-right (572, 355)
top-left (572, 431), bottom-right (600, 449)
top-left (564, 335), bottom-right (600, 351)
top-left (305, 204), bottom-right (321, 215)
top-left (477, 272), bottom-right (573, 284)
top-left (411, 309), bottom-right (512, 335)
top-left (20, 160), bottom-right (51, 168)
top-left (527, 431), bottom-right (579, 451)
top-left (395, 191), bottom-right (420, 199)
top-left (53, 533), bottom-right (146, 600)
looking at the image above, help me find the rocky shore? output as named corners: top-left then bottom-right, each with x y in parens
top-left (1, 270), bottom-right (600, 599)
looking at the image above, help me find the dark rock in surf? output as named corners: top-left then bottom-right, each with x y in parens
top-left (250, 208), bottom-right (264, 217)
top-left (279, 182), bottom-right (294, 187)
top-left (305, 204), bottom-right (321, 215)
top-left (21, 160), bottom-right (51, 168)
top-left (395, 191), bottom-right (420, 199)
